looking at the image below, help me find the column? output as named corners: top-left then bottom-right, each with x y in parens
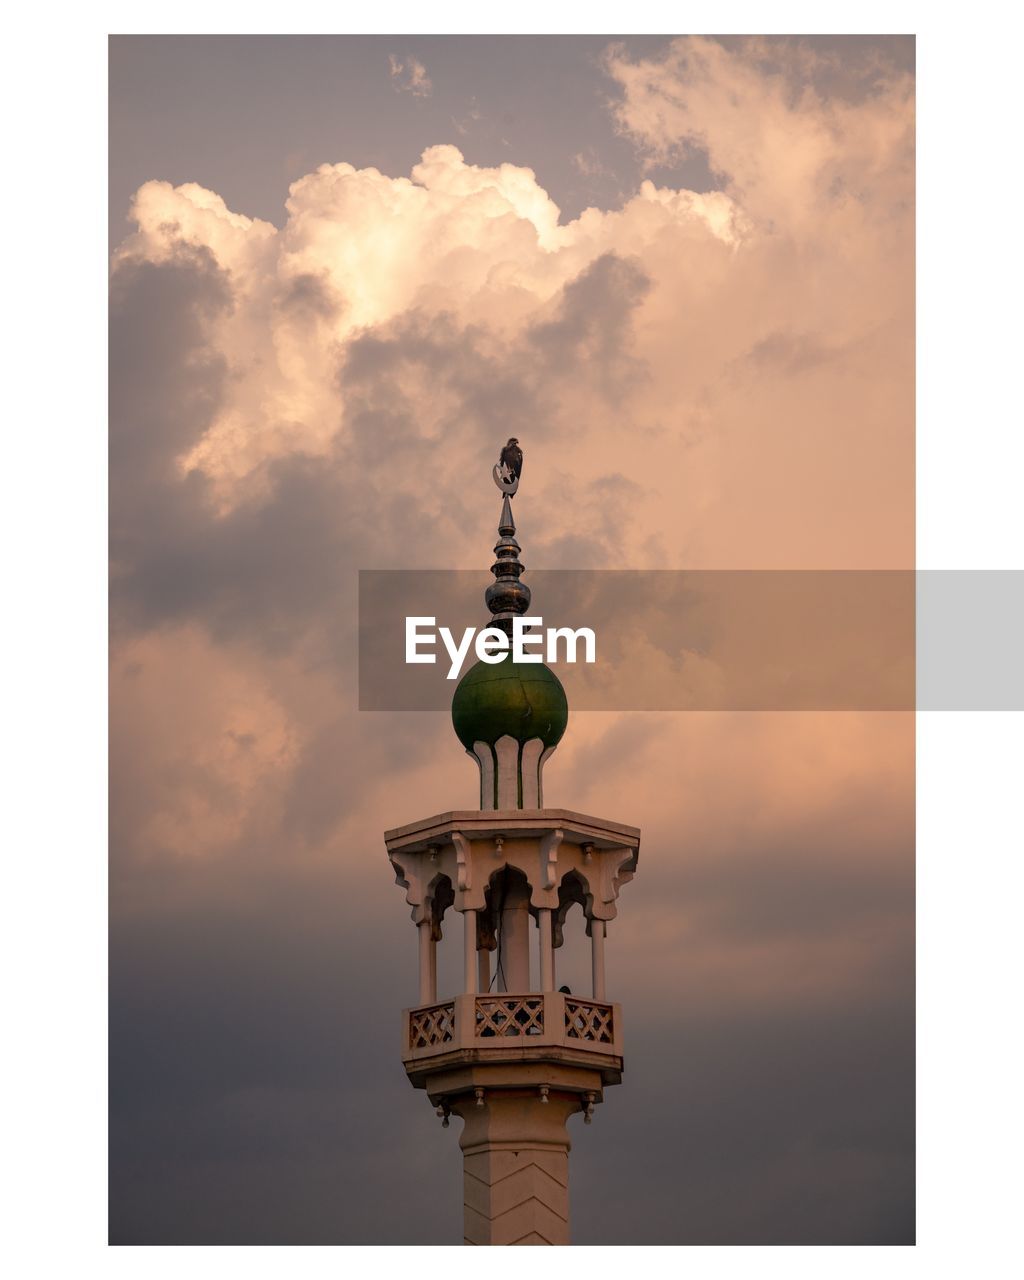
top-left (478, 948), bottom-right (491, 993)
top-left (464, 909), bottom-right (479, 994)
top-left (418, 920), bottom-right (436, 1004)
top-left (538, 908), bottom-right (554, 991)
top-left (497, 879), bottom-right (531, 992)
top-left (591, 919), bottom-right (606, 1001)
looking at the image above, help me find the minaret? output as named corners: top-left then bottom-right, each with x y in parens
top-left (384, 450), bottom-right (640, 1246)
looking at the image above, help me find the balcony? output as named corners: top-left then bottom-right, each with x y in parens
top-left (401, 991), bottom-right (623, 1088)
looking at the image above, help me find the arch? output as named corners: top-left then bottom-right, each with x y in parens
top-left (553, 869), bottom-right (592, 948)
top-left (482, 866), bottom-right (533, 993)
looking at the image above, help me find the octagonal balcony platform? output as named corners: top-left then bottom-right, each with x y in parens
top-left (401, 991), bottom-right (623, 1092)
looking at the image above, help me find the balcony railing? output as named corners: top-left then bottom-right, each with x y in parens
top-left (402, 991), bottom-right (621, 1061)
top-left (409, 1001), bottom-right (456, 1048)
top-left (475, 995), bottom-right (545, 1037)
top-left (565, 997), bottom-right (614, 1044)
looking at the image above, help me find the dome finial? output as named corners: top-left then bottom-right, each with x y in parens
top-left (452, 440), bottom-right (568, 810)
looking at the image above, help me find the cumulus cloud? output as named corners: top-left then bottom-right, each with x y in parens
top-left (605, 36), bottom-right (914, 230)
top-left (112, 61), bottom-right (911, 564)
top-left (109, 36), bottom-right (914, 1243)
top-left (388, 53), bottom-right (432, 97)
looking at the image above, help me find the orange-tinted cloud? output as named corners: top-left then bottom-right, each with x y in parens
top-left (110, 36), bottom-right (914, 1244)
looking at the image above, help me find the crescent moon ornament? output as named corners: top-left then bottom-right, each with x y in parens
top-left (492, 437), bottom-right (523, 496)
top-left (492, 461), bottom-right (519, 496)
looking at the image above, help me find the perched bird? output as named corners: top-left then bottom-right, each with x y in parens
top-left (499, 437), bottom-right (523, 484)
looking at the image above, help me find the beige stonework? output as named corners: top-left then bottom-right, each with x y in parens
top-left (452, 1089), bottom-right (579, 1245)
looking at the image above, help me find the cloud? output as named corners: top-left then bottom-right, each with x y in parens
top-left (572, 147), bottom-right (613, 180)
top-left (604, 36), bottom-right (914, 233)
top-left (109, 37), bottom-right (914, 1243)
top-left (452, 98), bottom-right (482, 136)
top-left (388, 53), bottom-right (433, 98)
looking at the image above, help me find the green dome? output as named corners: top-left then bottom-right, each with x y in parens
top-left (452, 655), bottom-right (568, 751)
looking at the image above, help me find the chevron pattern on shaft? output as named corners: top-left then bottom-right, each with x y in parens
top-left (464, 1197), bottom-right (569, 1246)
top-left (464, 1160), bottom-right (568, 1220)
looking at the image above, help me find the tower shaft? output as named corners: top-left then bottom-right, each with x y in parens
top-left (454, 1089), bottom-right (576, 1245)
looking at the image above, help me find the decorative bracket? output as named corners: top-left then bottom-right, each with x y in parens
top-left (540, 829), bottom-right (564, 890)
top-left (451, 830), bottom-right (472, 892)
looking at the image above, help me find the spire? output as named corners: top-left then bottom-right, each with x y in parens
top-left (484, 492), bottom-right (531, 637)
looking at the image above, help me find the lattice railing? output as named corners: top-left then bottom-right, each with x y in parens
top-left (475, 996), bottom-right (545, 1038)
top-left (409, 1001), bottom-right (455, 1049)
top-left (565, 998), bottom-right (614, 1044)
top-left (408, 995), bottom-right (616, 1053)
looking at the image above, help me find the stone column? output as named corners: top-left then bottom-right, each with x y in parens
top-left (591, 919), bottom-right (606, 1001)
top-left (418, 919), bottom-right (436, 1004)
top-left (451, 1088), bottom-right (577, 1245)
top-left (464, 909), bottom-right (479, 994)
top-left (538, 908), bottom-right (554, 990)
top-left (496, 878), bottom-right (531, 992)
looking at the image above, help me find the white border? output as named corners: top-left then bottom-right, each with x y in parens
top-left (4, 5), bottom-right (1023, 1276)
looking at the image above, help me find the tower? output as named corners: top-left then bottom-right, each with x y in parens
top-left (384, 461), bottom-right (640, 1246)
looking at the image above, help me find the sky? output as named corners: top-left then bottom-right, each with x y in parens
top-left (109, 34), bottom-right (915, 1244)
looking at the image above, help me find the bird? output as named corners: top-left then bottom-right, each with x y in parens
top-left (499, 437), bottom-right (523, 484)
